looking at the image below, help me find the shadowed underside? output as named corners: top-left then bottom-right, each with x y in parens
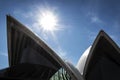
top-left (6, 15), bottom-right (83, 80)
top-left (6, 15), bottom-right (62, 79)
top-left (83, 30), bottom-right (120, 80)
top-left (1, 15), bottom-right (119, 80)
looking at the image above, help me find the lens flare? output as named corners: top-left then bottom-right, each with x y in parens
top-left (38, 10), bottom-right (58, 32)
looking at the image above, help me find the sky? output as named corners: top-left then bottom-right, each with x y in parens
top-left (0, 0), bottom-right (120, 69)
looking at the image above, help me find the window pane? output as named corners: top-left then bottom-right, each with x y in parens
top-left (50, 68), bottom-right (72, 80)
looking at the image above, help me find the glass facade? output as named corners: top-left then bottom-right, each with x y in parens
top-left (50, 68), bottom-right (71, 80)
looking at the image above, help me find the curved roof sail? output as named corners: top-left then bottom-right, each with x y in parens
top-left (76, 46), bottom-right (91, 75)
top-left (83, 30), bottom-right (120, 80)
top-left (6, 15), bottom-right (83, 80)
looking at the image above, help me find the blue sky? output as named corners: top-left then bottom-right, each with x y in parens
top-left (0, 0), bottom-right (120, 69)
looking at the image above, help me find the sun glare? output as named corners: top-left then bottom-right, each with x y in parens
top-left (38, 10), bottom-right (58, 32)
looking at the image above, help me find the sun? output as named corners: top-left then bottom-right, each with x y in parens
top-left (38, 10), bottom-right (58, 32)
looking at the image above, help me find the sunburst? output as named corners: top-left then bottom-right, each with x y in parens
top-left (38, 10), bottom-right (58, 32)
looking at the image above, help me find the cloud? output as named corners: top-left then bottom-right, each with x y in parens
top-left (109, 34), bottom-right (120, 48)
top-left (56, 47), bottom-right (67, 59)
top-left (13, 3), bottom-right (68, 42)
top-left (87, 12), bottom-right (105, 26)
top-left (110, 35), bottom-right (117, 40)
top-left (55, 46), bottom-right (74, 65)
top-left (0, 52), bottom-right (8, 57)
top-left (87, 30), bottom-right (97, 42)
top-left (90, 16), bottom-right (103, 25)
top-left (13, 4), bottom-right (70, 63)
top-left (112, 21), bottom-right (120, 32)
top-left (91, 16), bottom-right (101, 23)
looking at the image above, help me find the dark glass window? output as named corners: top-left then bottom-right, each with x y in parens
top-left (50, 68), bottom-right (71, 80)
